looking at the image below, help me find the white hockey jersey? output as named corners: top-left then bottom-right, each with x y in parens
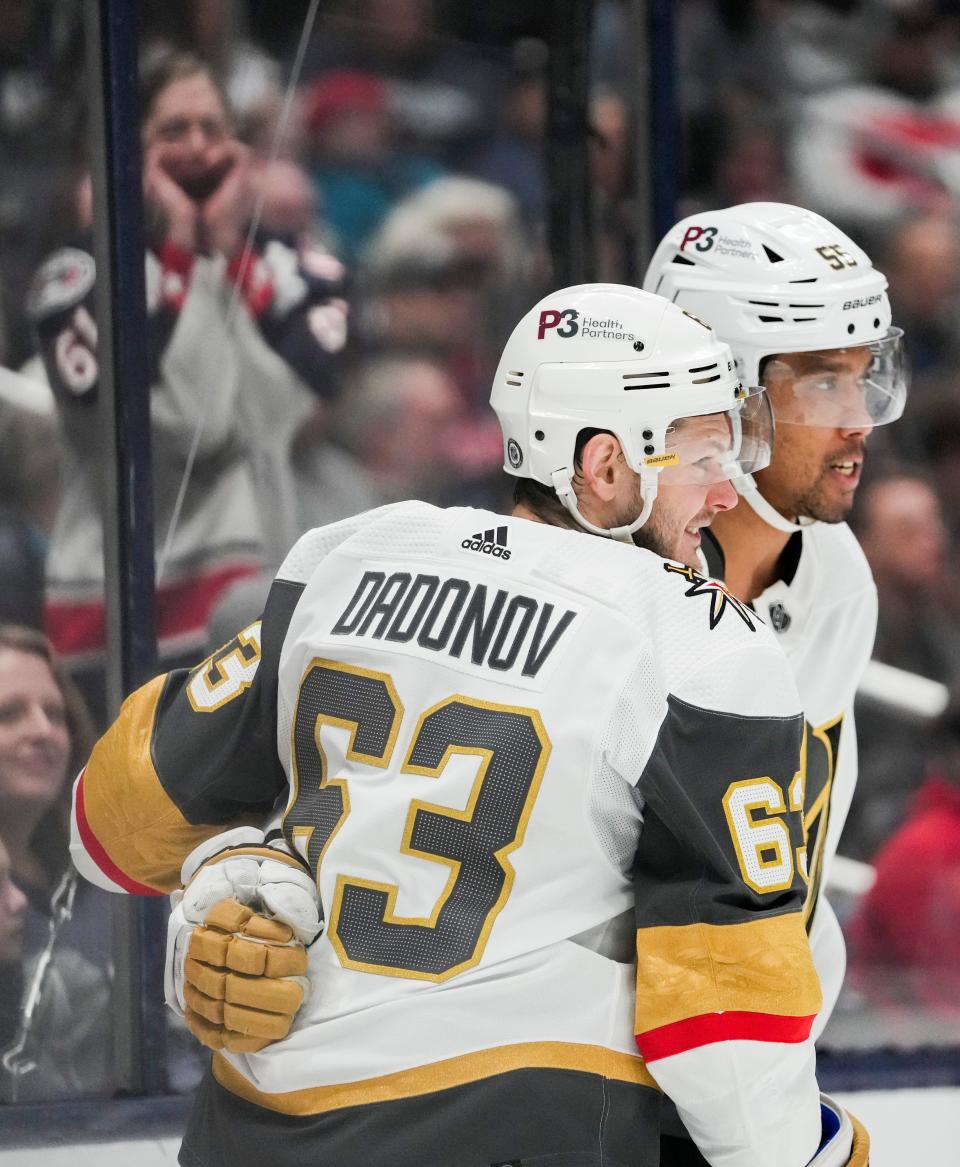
top-left (702, 520), bottom-right (878, 1030)
top-left (72, 501), bottom-right (823, 1167)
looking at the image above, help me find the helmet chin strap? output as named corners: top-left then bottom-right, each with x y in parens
top-left (550, 468), bottom-right (657, 543)
top-left (735, 473), bottom-right (818, 533)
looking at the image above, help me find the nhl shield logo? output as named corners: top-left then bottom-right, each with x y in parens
top-left (769, 601), bottom-right (791, 633)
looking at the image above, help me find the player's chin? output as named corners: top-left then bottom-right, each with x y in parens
top-left (809, 488), bottom-right (856, 525)
top-left (671, 529), bottom-right (702, 568)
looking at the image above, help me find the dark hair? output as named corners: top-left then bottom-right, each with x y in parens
top-left (139, 49), bottom-right (229, 129)
top-left (0, 625), bottom-right (96, 889)
top-left (511, 427), bottom-right (608, 526)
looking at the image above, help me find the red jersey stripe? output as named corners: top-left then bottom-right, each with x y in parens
top-left (636, 1010), bottom-right (816, 1062)
top-left (74, 768), bottom-right (164, 896)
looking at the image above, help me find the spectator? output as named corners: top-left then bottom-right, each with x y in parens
top-left (356, 235), bottom-right (506, 490)
top-left (880, 213), bottom-right (960, 383)
top-left (0, 834), bottom-right (111, 1103)
top-left (301, 69), bottom-right (442, 264)
top-left (0, 625), bottom-right (96, 923)
top-left (363, 176), bottom-right (532, 414)
top-left (360, 235), bottom-right (486, 358)
top-left (789, 9), bottom-right (960, 228)
top-left (847, 697), bottom-right (960, 1011)
top-left (0, 0), bottom-right (85, 368)
top-left (322, 354), bottom-right (466, 509)
top-left (27, 52), bottom-right (349, 721)
top-left (294, 353), bottom-right (483, 526)
top-left (915, 392), bottom-right (960, 547)
top-left (301, 0), bottom-right (501, 167)
top-left (254, 158), bottom-right (328, 253)
top-left (142, 0), bottom-right (286, 153)
top-left (0, 623), bottom-right (114, 1102)
top-left (464, 39), bottom-right (547, 230)
top-left (855, 465), bottom-right (958, 686)
top-left (714, 117), bottom-right (789, 208)
top-left (844, 465), bottom-right (960, 858)
top-left (590, 91), bottom-right (634, 283)
top-left (0, 366), bottom-right (62, 629)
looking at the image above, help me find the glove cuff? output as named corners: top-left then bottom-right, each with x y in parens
top-left (180, 826), bottom-right (266, 885)
top-left (193, 845), bottom-right (312, 882)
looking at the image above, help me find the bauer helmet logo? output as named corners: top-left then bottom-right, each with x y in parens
top-left (537, 308), bottom-right (580, 339)
top-left (644, 451), bottom-right (680, 468)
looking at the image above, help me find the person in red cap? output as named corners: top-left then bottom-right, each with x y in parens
top-left (302, 69), bottom-right (442, 263)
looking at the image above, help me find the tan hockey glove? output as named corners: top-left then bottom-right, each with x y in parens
top-left (164, 826), bottom-right (322, 1053)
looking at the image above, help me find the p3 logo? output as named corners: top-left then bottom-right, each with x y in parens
top-left (680, 224), bottom-right (718, 252)
top-left (537, 308), bottom-right (580, 339)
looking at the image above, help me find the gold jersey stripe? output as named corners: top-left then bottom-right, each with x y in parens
top-left (635, 913), bottom-right (822, 1034)
top-left (82, 674), bottom-right (230, 893)
top-left (212, 1041), bottom-right (659, 1115)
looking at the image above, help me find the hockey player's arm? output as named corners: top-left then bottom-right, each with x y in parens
top-left (70, 575), bottom-right (305, 895)
top-left (633, 644), bottom-right (822, 1167)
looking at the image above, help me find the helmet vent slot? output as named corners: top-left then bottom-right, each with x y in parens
top-left (508, 371), bottom-right (525, 377)
top-left (624, 383), bottom-right (670, 390)
top-left (692, 374), bottom-right (722, 384)
top-left (789, 277), bottom-right (818, 283)
top-left (762, 245), bottom-right (784, 263)
top-left (793, 317), bottom-right (816, 323)
top-left (506, 369), bottom-right (525, 387)
top-left (788, 303), bottom-right (824, 309)
top-left (748, 300), bottom-right (778, 307)
top-left (758, 315), bottom-right (784, 323)
top-left (506, 380), bottom-right (523, 386)
top-left (623, 370), bottom-right (669, 379)
top-left (689, 363), bottom-right (718, 373)
top-left (672, 254), bottom-right (695, 265)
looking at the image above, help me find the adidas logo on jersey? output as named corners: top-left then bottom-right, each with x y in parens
top-left (462, 526), bottom-right (511, 561)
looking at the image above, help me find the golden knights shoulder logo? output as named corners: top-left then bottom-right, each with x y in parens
top-left (663, 562), bottom-right (756, 631)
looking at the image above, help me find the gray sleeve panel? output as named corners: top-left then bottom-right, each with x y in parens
top-left (150, 577), bottom-right (305, 825)
top-left (634, 694), bottom-right (807, 930)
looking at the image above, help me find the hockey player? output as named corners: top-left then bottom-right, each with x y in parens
top-left (645, 206), bottom-right (905, 1162)
top-left (71, 285), bottom-right (865, 1166)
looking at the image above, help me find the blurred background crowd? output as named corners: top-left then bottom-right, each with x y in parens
top-left (1, 0), bottom-right (960, 1102)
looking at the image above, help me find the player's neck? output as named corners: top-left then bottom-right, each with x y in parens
top-left (511, 503), bottom-right (547, 524)
top-left (710, 500), bottom-right (795, 603)
top-left (511, 501), bottom-right (579, 531)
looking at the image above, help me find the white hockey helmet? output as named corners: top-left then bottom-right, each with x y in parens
top-left (489, 283), bottom-right (774, 541)
top-left (643, 203), bottom-right (907, 531)
top-left (643, 202), bottom-right (907, 429)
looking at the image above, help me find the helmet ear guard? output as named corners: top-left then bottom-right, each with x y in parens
top-left (489, 283), bottom-right (774, 540)
top-left (549, 465), bottom-right (659, 544)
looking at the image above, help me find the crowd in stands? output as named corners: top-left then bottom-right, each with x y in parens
top-left (2, 0), bottom-right (960, 1098)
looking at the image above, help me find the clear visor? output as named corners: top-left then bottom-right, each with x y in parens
top-left (652, 385), bottom-right (774, 486)
top-left (762, 328), bottom-right (906, 428)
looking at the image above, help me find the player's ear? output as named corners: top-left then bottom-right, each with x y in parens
top-left (576, 432), bottom-right (624, 504)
